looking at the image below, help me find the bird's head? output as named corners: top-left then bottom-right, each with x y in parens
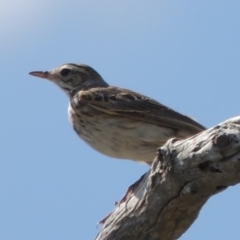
top-left (29, 63), bottom-right (108, 97)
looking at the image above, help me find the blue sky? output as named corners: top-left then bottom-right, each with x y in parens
top-left (1, 1), bottom-right (240, 239)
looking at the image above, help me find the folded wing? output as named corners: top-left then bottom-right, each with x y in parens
top-left (75, 86), bottom-right (206, 134)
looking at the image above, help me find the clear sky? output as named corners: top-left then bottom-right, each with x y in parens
top-left (1, 1), bottom-right (240, 239)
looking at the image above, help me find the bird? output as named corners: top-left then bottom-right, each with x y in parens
top-left (29, 63), bottom-right (205, 165)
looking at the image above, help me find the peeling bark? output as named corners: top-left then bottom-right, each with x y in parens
top-left (95, 116), bottom-right (240, 240)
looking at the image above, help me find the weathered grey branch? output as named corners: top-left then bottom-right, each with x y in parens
top-left (95, 116), bottom-right (240, 240)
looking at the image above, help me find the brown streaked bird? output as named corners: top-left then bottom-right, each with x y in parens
top-left (29, 63), bottom-right (205, 164)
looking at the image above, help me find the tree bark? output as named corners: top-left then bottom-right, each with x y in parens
top-left (95, 116), bottom-right (240, 240)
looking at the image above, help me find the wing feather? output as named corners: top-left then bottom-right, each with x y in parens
top-left (75, 87), bottom-right (205, 133)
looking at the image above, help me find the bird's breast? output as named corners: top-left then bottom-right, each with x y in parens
top-left (67, 103), bottom-right (177, 163)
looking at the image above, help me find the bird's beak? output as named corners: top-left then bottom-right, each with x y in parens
top-left (29, 71), bottom-right (50, 79)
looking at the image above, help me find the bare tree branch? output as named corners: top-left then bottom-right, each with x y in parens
top-left (95, 116), bottom-right (240, 240)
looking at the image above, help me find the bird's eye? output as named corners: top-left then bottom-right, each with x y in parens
top-left (60, 68), bottom-right (71, 76)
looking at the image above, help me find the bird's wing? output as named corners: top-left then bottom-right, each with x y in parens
top-left (75, 86), bottom-right (206, 134)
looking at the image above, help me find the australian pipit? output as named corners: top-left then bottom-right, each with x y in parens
top-left (29, 63), bottom-right (205, 164)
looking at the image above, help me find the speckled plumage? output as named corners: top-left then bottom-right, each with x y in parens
top-left (29, 63), bottom-right (205, 164)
